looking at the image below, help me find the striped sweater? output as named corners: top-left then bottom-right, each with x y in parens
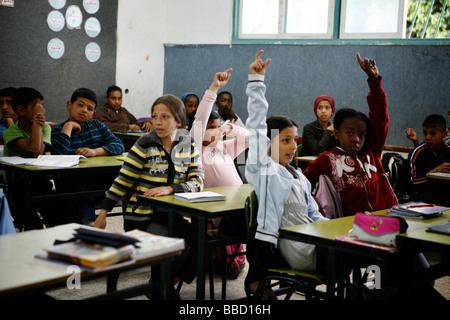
top-left (101, 129), bottom-right (204, 231)
top-left (51, 119), bottom-right (125, 155)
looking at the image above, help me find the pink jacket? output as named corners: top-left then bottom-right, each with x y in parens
top-left (190, 90), bottom-right (249, 188)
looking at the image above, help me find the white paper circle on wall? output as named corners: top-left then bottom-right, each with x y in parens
top-left (47, 10), bottom-right (65, 32)
top-left (47, 38), bottom-right (65, 60)
top-left (65, 5), bottom-right (83, 29)
top-left (83, 0), bottom-right (100, 14)
top-left (49, 0), bottom-right (66, 10)
top-left (84, 17), bottom-right (101, 38)
top-left (85, 42), bottom-right (101, 62)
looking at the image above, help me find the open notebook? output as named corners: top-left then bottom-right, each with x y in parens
top-left (174, 191), bottom-right (226, 203)
top-left (0, 155), bottom-right (85, 167)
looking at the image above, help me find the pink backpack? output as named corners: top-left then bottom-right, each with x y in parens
top-left (313, 174), bottom-right (344, 219)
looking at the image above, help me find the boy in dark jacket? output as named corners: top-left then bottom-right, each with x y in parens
top-left (408, 114), bottom-right (450, 206)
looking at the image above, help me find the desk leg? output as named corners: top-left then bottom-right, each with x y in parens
top-left (196, 215), bottom-right (206, 300)
top-left (165, 210), bottom-right (175, 299)
top-left (375, 257), bottom-right (388, 300)
top-left (106, 272), bottom-right (120, 292)
top-left (160, 261), bottom-right (168, 300)
top-left (326, 248), bottom-right (337, 299)
top-left (167, 209), bottom-right (174, 237)
top-left (23, 175), bottom-right (33, 231)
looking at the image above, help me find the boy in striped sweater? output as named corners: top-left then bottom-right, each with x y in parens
top-left (51, 88), bottom-right (125, 224)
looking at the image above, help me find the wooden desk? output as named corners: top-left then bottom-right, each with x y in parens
top-left (427, 172), bottom-right (450, 181)
top-left (0, 223), bottom-right (181, 299)
top-left (279, 211), bottom-right (450, 299)
top-left (0, 155), bottom-right (124, 230)
top-left (397, 221), bottom-right (450, 253)
top-left (112, 131), bottom-right (146, 151)
top-left (137, 184), bottom-right (253, 300)
top-left (395, 216), bottom-right (450, 295)
top-left (295, 156), bottom-right (317, 163)
top-left (295, 156), bottom-right (317, 170)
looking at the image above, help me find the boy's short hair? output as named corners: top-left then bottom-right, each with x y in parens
top-left (151, 94), bottom-right (186, 128)
top-left (11, 87), bottom-right (44, 113)
top-left (71, 88), bottom-right (97, 107)
top-left (334, 108), bottom-right (370, 131)
top-left (422, 114), bottom-right (446, 131)
top-left (0, 87), bottom-right (16, 98)
top-left (266, 115), bottom-right (298, 140)
top-left (217, 91), bottom-right (232, 100)
top-left (106, 85), bottom-right (122, 96)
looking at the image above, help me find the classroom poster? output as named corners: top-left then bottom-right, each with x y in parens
top-left (84, 17), bottom-right (101, 38)
top-left (0, 0), bottom-right (14, 7)
top-left (48, 0), bottom-right (65, 10)
top-left (47, 10), bottom-right (65, 32)
top-left (85, 42), bottom-right (101, 62)
top-left (65, 5), bottom-right (83, 29)
top-left (83, 0), bottom-right (100, 14)
top-left (47, 38), bottom-right (65, 60)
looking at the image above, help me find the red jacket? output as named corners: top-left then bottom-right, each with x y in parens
top-left (304, 77), bottom-right (397, 216)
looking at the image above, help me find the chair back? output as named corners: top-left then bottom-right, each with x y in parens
top-left (295, 144), bottom-right (303, 168)
top-left (244, 190), bottom-right (258, 236)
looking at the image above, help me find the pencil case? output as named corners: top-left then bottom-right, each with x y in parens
top-left (352, 213), bottom-right (408, 247)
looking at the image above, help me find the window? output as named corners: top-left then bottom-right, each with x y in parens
top-left (238, 0), bottom-right (335, 39)
top-left (233, 0), bottom-right (450, 43)
top-left (340, 0), bottom-right (407, 39)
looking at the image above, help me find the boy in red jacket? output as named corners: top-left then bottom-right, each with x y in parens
top-left (303, 53), bottom-right (397, 216)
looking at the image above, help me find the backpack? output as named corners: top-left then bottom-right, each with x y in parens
top-left (207, 220), bottom-right (246, 280)
top-left (312, 174), bottom-right (344, 219)
top-left (381, 152), bottom-right (411, 204)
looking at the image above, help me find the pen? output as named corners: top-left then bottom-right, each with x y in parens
top-left (408, 204), bottom-right (434, 208)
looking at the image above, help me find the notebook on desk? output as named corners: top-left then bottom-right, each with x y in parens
top-left (427, 220), bottom-right (450, 236)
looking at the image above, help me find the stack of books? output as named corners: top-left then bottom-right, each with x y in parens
top-left (41, 227), bottom-right (184, 271)
top-left (388, 202), bottom-right (450, 219)
top-left (45, 241), bottom-right (135, 269)
top-left (174, 191), bottom-right (226, 203)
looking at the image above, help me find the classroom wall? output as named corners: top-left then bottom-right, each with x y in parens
top-left (163, 44), bottom-right (449, 146)
top-left (115, 0), bottom-right (233, 119)
top-left (116, 0), bottom-right (448, 146)
top-left (2, 0), bottom-right (447, 147)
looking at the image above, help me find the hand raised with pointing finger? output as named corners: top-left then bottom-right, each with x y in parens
top-left (356, 52), bottom-right (379, 81)
top-left (249, 50), bottom-right (271, 75)
top-left (210, 68), bottom-right (232, 93)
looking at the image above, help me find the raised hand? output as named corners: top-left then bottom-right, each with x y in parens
top-left (210, 68), bottom-right (232, 93)
top-left (405, 128), bottom-right (419, 147)
top-left (356, 52), bottom-right (379, 80)
top-left (32, 103), bottom-right (46, 128)
top-left (249, 50), bottom-right (271, 75)
top-left (405, 128), bottom-right (417, 141)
